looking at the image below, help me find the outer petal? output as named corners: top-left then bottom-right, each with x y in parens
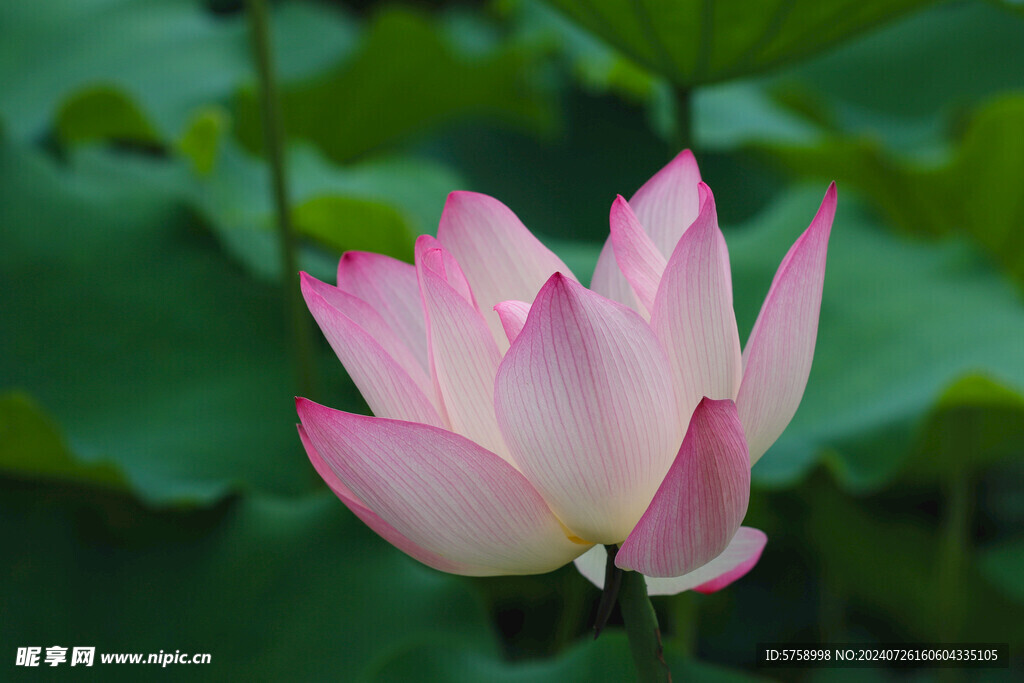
top-left (494, 300), bottom-right (531, 345)
top-left (300, 273), bottom-right (443, 427)
top-left (336, 251), bottom-right (428, 374)
top-left (298, 424), bottom-right (471, 574)
top-left (650, 184), bottom-right (742, 422)
top-left (737, 183), bottom-right (836, 464)
top-left (629, 148), bottom-right (703, 258)
top-left (297, 399), bottom-right (587, 575)
top-left (494, 274), bottom-right (681, 544)
top-left (437, 191), bottom-right (576, 350)
top-left (573, 527), bottom-right (766, 596)
top-left (616, 398), bottom-right (751, 577)
top-left (609, 195), bottom-right (667, 317)
top-left (416, 238), bottom-right (510, 462)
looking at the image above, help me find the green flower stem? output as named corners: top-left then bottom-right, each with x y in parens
top-left (613, 548), bottom-right (673, 683)
top-left (937, 469), bottom-right (972, 683)
top-left (669, 592), bottom-right (696, 656)
top-left (938, 470), bottom-right (972, 640)
top-left (671, 86), bottom-right (693, 155)
top-left (246, 0), bottom-right (317, 399)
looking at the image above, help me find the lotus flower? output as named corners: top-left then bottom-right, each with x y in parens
top-left (296, 150), bottom-right (835, 595)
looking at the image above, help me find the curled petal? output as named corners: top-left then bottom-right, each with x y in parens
top-left (609, 195), bottom-right (667, 317)
top-left (650, 184), bottom-right (742, 421)
top-left (438, 191), bottom-right (575, 349)
top-left (298, 424), bottom-right (470, 574)
top-left (301, 273), bottom-right (443, 427)
top-left (297, 399), bottom-right (588, 576)
top-left (416, 238), bottom-right (510, 462)
top-left (737, 183), bottom-right (836, 464)
top-left (494, 300), bottom-right (531, 345)
top-left (495, 274), bottom-right (681, 544)
top-left (336, 251), bottom-right (428, 374)
top-left (415, 234), bottom-right (476, 307)
top-left (573, 527), bottom-right (767, 596)
top-left (616, 398), bottom-right (751, 577)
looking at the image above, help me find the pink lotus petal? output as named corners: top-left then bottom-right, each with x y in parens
top-left (737, 183), bottom-right (837, 464)
top-left (616, 399), bottom-right (750, 577)
top-left (494, 300), bottom-right (531, 345)
top-left (298, 424), bottom-right (472, 574)
top-left (415, 234), bottom-right (476, 308)
top-left (573, 527), bottom-right (766, 596)
top-left (297, 399), bottom-right (588, 575)
top-left (609, 195), bottom-right (667, 317)
top-left (336, 251), bottom-right (428, 374)
top-left (300, 273), bottom-right (443, 427)
top-left (416, 239), bottom-right (511, 462)
top-left (650, 184), bottom-right (742, 421)
top-left (629, 149), bottom-right (703, 258)
top-left (590, 150), bottom-right (702, 313)
top-left (302, 273), bottom-right (433, 396)
top-left (690, 527), bottom-right (766, 594)
top-left (494, 274), bottom-right (681, 544)
top-left (438, 191), bottom-right (576, 350)
top-left (589, 239), bottom-right (639, 309)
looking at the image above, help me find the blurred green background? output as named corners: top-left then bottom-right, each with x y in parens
top-left (2, 0), bottom-right (1023, 679)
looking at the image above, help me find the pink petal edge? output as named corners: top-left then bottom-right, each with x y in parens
top-left (494, 300), bottom-right (531, 345)
top-left (737, 183), bottom-right (836, 464)
top-left (297, 398), bottom-right (587, 575)
top-left (609, 194), bottom-right (667, 317)
top-left (298, 424), bottom-right (472, 574)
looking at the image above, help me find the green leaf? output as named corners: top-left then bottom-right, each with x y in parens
top-left (0, 0), bottom-right (353, 142)
top-left (979, 539), bottom-right (1024, 604)
top-left (759, 95), bottom-right (1024, 288)
top-left (0, 392), bottom-right (128, 492)
top-left (178, 106), bottom-right (230, 176)
top-left (65, 137), bottom-right (462, 279)
top-left (233, 6), bottom-right (556, 163)
top-left (694, 82), bottom-right (820, 151)
top-left (188, 143), bottom-right (460, 276)
top-left (0, 130), bottom-right (472, 502)
top-left (506, 1), bottom-right (818, 147)
top-left (0, 136), bottom-right (328, 504)
top-left (0, 490), bottom-right (495, 680)
top-left (504, 0), bottom-right (662, 103)
top-left (723, 190), bottom-right (1024, 490)
top-left (991, 0), bottom-right (1024, 17)
top-left (905, 375), bottom-right (1024, 483)
top-left (55, 85), bottom-right (160, 146)
top-left (781, 1), bottom-right (1024, 127)
top-left (292, 195), bottom-right (414, 262)
top-left (804, 477), bottom-right (1024, 644)
top-left (539, 0), bottom-right (938, 87)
